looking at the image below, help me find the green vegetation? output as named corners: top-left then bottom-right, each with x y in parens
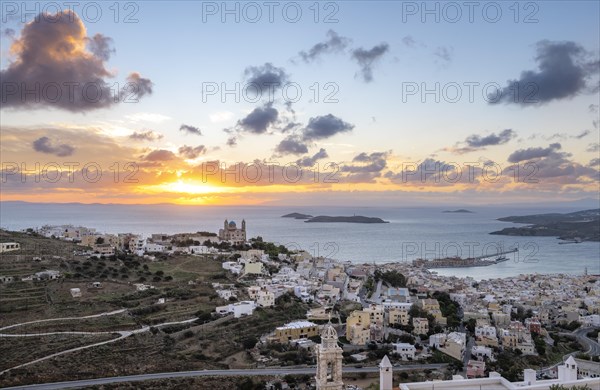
top-left (432, 291), bottom-right (461, 328)
top-left (374, 270), bottom-right (406, 288)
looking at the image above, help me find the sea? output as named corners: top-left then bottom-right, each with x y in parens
top-left (1, 202), bottom-right (599, 281)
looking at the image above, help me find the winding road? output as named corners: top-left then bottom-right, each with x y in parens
top-left (0, 309), bottom-right (207, 376)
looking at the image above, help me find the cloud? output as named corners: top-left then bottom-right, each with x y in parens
top-left (86, 33), bottom-right (114, 61)
top-left (434, 46), bottom-right (454, 65)
top-left (572, 130), bottom-right (591, 139)
top-left (587, 143), bottom-right (600, 152)
top-left (178, 145), bottom-right (207, 159)
top-left (143, 149), bottom-right (176, 161)
top-left (0, 10), bottom-right (152, 111)
top-left (226, 136), bottom-right (237, 147)
top-left (589, 158), bottom-right (600, 167)
top-left (491, 40), bottom-right (599, 105)
top-left (2, 28), bottom-right (15, 38)
top-left (296, 148), bottom-right (329, 167)
top-left (507, 143), bottom-right (562, 163)
top-left (446, 129), bottom-right (516, 154)
top-left (244, 63), bottom-right (289, 95)
top-left (467, 129), bottom-right (516, 147)
top-left (298, 30), bottom-right (350, 62)
top-left (351, 43), bottom-right (389, 82)
top-left (180, 124), bottom-right (202, 136)
top-left (401, 35), bottom-right (417, 48)
top-left (129, 130), bottom-right (163, 141)
top-left (32, 136), bottom-right (75, 157)
top-left (342, 151), bottom-right (389, 173)
top-left (302, 114), bottom-right (354, 141)
top-left (275, 136), bottom-right (309, 155)
top-left (237, 104), bottom-right (279, 134)
top-left (126, 72), bottom-right (153, 98)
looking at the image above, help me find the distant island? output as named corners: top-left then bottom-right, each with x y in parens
top-left (490, 209), bottom-right (600, 242)
top-left (281, 212), bottom-right (313, 219)
top-left (443, 209), bottom-right (474, 213)
top-left (304, 215), bottom-right (389, 224)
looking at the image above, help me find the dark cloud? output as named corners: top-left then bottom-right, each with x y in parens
top-left (302, 114), bottom-right (354, 141)
top-left (351, 43), bottom-right (389, 82)
top-left (531, 152), bottom-right (598, 180)
top-left (86, 33), bottom-right (114, 61)
top-left (143, 149), bottom-right (176, 161)
top-left (281, 122), bottom-right (301, 133)
top-left (491, 40), bottom-right (599, 105)
top-left (573, 130), bottom-right (591, 139)
top-left (587, 143), bottom-right (600, 153)
top-left (342, 151), bottom-right (389, 173)
top-left (180, 124), bottom-right (202, 136)
top-left (244, 63), bottom-right (289, 94)
top-left (226, 136), bottom-right (237, 147)
top-left (384, 158), bottom-right (485, 186)
top-left (237, 104), bottom-right (279, 134)
top-left (126, 72), bottom-right (153, 98)
top-left (507, 143), bottom-right (562, 163)
top-left (0, 10), bottom-right (152, 111)
top-left (178, 145), bottom-right (207, 159)
top-left (129, 130), bottom-right (163, 141)
top-left (589, 158), bottom-right (600, 167)
top-left (467, 129), bottom-right (516, 148)
top-left (447, 129), bottom-right (516, 154)
top-left (32, 136), bottom-right (75, 157)
top-left (2, 28), bottom-right (15, 38)
top-left (298, 30), bottom-right (350, 63)
top-left (296, 148), bottom-right (329, 167)
top-left (275, 136), bottom-right (309, 155)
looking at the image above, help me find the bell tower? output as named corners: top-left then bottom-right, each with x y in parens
top-left (242, 219), bottom-right (246, 231)
top-left (315, 324), bottom-right (344, 390)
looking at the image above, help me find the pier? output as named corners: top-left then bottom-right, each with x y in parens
top-left (413, 248), bottom-right (518, 269)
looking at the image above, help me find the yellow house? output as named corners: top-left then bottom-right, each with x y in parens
top-left (419, 298), bottom-right (440, 312)
top-left (388, 306), bottom-right (410, 326)
top-left (413, 317), bottom-right (429, 335)
top-left (274, 321), bottom-right (319, 343)
top-left (346, 310), bottom-right (371, 345)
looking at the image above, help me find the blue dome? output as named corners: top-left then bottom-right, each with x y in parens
top-left (228, 221), bottom-right (236, 227)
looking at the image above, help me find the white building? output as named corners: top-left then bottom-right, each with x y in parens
top-left (144, 242), bottom-right (165, 253)
top-left (256, 290), bottom-right (275, 307)
top-left (0, 242), bottom-right (20, 253)
top-left (216, 300), bottom-right (255, 318)
top-left (393, 343), bottom-right (416, 360)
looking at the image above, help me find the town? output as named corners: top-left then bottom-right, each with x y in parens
top-left (0, 219), bottom-right (599, 389)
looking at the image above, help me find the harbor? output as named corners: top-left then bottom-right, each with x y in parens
top-left (412, 248), bottom-right (518, 269)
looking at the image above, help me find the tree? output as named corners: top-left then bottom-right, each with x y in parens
top-left (95, 237), bottom-right (105, 244)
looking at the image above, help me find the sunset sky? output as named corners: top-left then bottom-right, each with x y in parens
top-left (1, 1), bottom-right (599, 206)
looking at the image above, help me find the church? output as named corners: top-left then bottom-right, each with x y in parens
top-left (218, 219), bottom-right (246, 245)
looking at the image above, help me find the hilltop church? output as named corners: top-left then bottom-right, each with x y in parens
top-left (219, 219), bottom-right (246, 245)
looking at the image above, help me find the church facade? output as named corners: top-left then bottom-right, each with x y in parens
top-left (219, 219), bottom-right (246, 245)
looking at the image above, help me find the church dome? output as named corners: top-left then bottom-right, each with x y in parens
top-left (228, 221), bottom-right (236, 228)
top-left (322, 324), bottom-right (338, 339)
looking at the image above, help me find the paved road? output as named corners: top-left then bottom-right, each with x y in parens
top-left (573, 327), bottom-right (600, 356)
top-left (0, 309), bottom-right (127, 332)
top-left (1, 364), bottom-right (447, 390)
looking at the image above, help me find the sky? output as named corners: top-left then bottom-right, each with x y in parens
top-left (0, 1), bottom-right (599, 206)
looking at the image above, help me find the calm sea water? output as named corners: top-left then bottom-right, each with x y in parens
top-left (1, 202), bottom-right (598, 280)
